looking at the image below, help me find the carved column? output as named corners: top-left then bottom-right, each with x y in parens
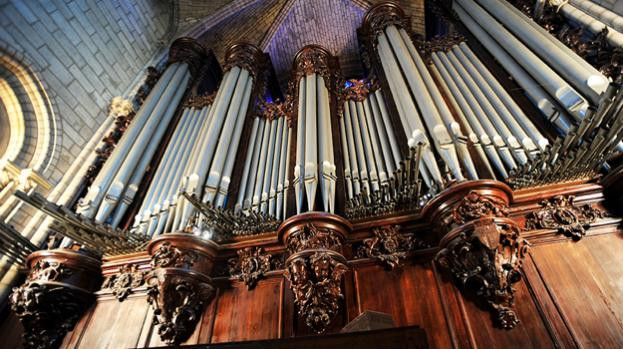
top-left (278, 213), bottom-right (351, 334)
top-left (427, 180), bottom-right (530, 329)
top-left (145, 233), bottom-right (217, 345)
top-left (10, 249), bottom-right (102, 349)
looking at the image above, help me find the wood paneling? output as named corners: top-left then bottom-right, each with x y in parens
top-left (352, 262), bottom-right (453, 348)
top-left (530, 233), bottom-right (623, 348)
top-left (210, 277), bottom-right (284, 343)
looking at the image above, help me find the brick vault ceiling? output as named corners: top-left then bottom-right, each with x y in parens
top-left (174, 0), bottom-right (425, 91)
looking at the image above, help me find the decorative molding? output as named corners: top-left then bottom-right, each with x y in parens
top-left (228, 247), bottom-right (279, 290)
top-left (342, 79), bottom-right (370, 102)
top-left (146, 269), bottom-right (213, 345)
top-left (362, 2), bottom-right (410, 43)
top-left (436, 219), bottom-right (529, 329)
top-left (356, 225), bottom-right (430, 269)
top-left (101, 264), bottom-right (146, 301)
top-left (168, 37), bottom-right (209, 78)
top-left (293, 45), bottom-right (333, 84)
top-left (184, 92), bottom-right (216, 108)
top-left (525, 196), bottom-right (605, 240)
top-left (452, 191), bottom-right (509, 225)
top-left (284, 251), bottom-right (348, 333)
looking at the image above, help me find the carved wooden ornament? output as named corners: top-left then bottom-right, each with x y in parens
top-left (228, 247), bottom-right (276, 290)
top-left (436, 219), bottom-right (530, 329)
top-left (525, 195), bottom-right (605, 240)
top-left (101, 264), bottom-right (146, 301)
top-left (356, 225), bottom-right (429, 269)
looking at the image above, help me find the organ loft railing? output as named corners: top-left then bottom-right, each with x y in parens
top-left (4, 1), bottom-right (623, 347)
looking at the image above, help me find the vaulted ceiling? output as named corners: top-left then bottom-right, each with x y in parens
top-left (170, 0), bottom-right (425, 89)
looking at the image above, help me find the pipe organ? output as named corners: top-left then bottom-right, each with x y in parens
top-left (4, 2), bottom-right (623, 349)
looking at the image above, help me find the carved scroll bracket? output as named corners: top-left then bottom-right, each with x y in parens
top-left (10, 249), bottom-right (102, 349)
top-left (146, 234), bottom-right (217, 345)
top-left (436, 218), bottom-right (530, 329)
top-left (228, 247), bottom-right (281, 290)
top-left (278, 213), bottom-right (352, 334)
top-left (525, 195), bottom-right (605, 240)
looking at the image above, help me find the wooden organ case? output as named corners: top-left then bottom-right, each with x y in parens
top-left (2, 2), bottom-right (623, 349)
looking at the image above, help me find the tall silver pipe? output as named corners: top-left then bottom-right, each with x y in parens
top-left (304, 73), bottom-right (318, 211)
top-left (260, 117), bottom-right (278, 213)
top-left (76, 63), bottom-right (179, 219)
top-left (244, 118), bottom-right (266, 211)
top-left (294, 77), bottom-right (306, 214)
top-left (356, 101), bottom-right (379, 192)
top-left (373, 91), bottom-right (402, 170)
top-left (317, 76), bottom-right (335, 213)
top-left (454, 0), bottom-right (589, 119)
top-left (252, 117), bottom-right (273, 211)
top-left (344, 102), bottom-right (361, 195)
top-left (235, 117), bottom-right (260, 212)
top-left (349, 100), bottom-right (371, 194)
top-left (363, 97), bottom-right (389, 185)
top-left (339, 115), bottom-right (354, 199)
top-left (268, 116), bottom-right (285, 217)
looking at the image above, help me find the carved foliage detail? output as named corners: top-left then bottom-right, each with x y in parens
top-left (10, 260), bottom-right (91, 349)
top-left (228, 247), bottom-right (277, 290)
top-left (151, 242), bottom-right (198, 269)
top-left (146, 271), bottom-right (213, 345)
top-left (436, 221), bottom-right (530, 329)
top-left (525, 196), bottom-right (605, 240)
top-left (294, 47), bottom-right (332, 83)
top-left (284, 252), bottom-right (348, 333)
top-left (101, 264), bottom-right (146, 301)
top-left (356, 225), bottom-right (430, 269)
top-left (285, 224), bottom-right (343, 254)
top-left (452, 191), bottom-right (509, 225)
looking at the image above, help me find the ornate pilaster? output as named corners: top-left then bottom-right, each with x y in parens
top-left (525, 195), bottom-right (605, 240)
top-left (10, 249), bottom-right (102, 349)
top-left (436, 218), bottom-right (529, 329)
top-left (145, 234), bottom-right (217, 345)
top-left (278, 213), bottom-right (352, 334)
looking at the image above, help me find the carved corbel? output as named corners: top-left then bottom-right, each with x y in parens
top-left (525, 195), bottom-right (605, 240)
top-left (10, 249), bottom-right (102, 349)
top-left (452, 190), bottom-right (509, 225)
top-left (146, 234), bottom-right (217, 345)
top-left (228, 247), bottom-right (280, 290)
top-left (436, 218), bottom-right (530, 329)
top-left (356, 225), bottom-right (430, 269)
top-left (279, 213), bottom-right (352, 334)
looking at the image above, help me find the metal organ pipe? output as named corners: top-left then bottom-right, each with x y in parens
top-left (76, 63), bottom-right (183, 220)
top-left (235, 116), bottom-right (261, 213)
top-left (472, 0), bottom-right (608, 104)
top-left (453, 0), bottom-right (589, 119)
top-left (451, 4), bottom-right (573, 132)
top-left (291, 46), bottom-right (337, 213)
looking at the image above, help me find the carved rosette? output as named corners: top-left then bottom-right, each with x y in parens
top-left (362, 2), bottom-right (410, 44)
top-left (279, 213), bottom-right (352, 334)
top-left (101, 264), bottom-right (146, 301)
top-left (228, 247), bottom-right (278, 290)
top-left (525, 196), bottom-right (605, 240)
top-left (10, 249), bottom-right (102, 349)
top-left (436, 218), bottom-right (530, 329)
top-left (146, 234), bottom-right (217, 345)
top-left (223, 43), bottom-right (265, 80)
top-left (356, 225), bottom-right (430, 269)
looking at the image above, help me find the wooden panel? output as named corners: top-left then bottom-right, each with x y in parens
top-left (352, 262), bottom-right (452, 349)
top-left (211, 277), bottom-right (284, 343)
top-left (77, 296), bottom-right (151, 349)
top-left (531, 234), bottom-right (623, 348)
top-left (456, 277), bottom-right (555, 348)
top-left (0, 310), bottom-right (24, 349)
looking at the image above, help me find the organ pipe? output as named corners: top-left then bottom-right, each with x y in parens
top-left (291, 45), bottom-right (338, 213)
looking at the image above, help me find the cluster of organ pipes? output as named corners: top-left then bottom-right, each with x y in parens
top-left (292, 46), bottom-right (338, 214)
top-left (235, 101), bottom-right (292, 220)
top-left (75, 62), bottom-right (191, 228)
top-left (429, 41), bottom-right (549, 179)
top-left (340, 80), bottom-right (402, 200)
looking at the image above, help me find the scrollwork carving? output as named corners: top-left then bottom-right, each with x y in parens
top-left (228, 247), bottom-right (278, 290)
top-left (223, 43), bottom-right (264, 79)
top-left (436, 220), bottom-right (529, 329)
top-left (525, 196), bottom-right (605, 240)
top-left (284, 251), bottom-right (348, 333)
top-left (101, 264), bottom-right (146, 301)
top-left (452, 191), bottom-right (509, 225)
top-left (151, 241), bottom-right (198, 269)
top-left (293, 45), bottom-right (333, 84)
top-left (362, 3), bottom-right (410, 43)
top-left (356, 225), bottom-right (430, 269)
top-left (285, 223), bottom-right (343, 254)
